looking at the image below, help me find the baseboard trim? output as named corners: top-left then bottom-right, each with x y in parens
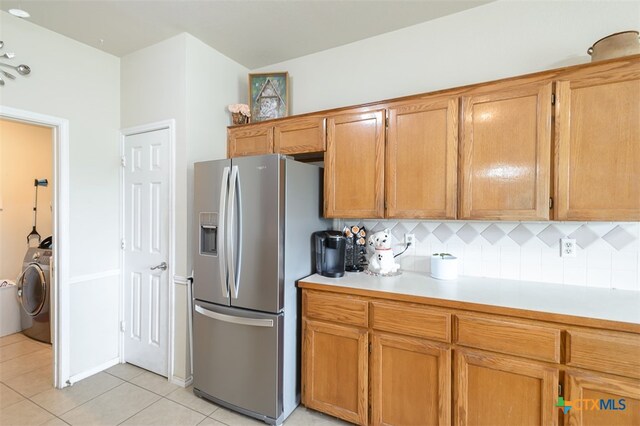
top-left (174, 275), bottom-right (188, 286)
top-left (69, 269), bottom-right (120, 284)
top-left (170, 374), bottom-right (193, 387)
top-left (68, 357), bottom-right (120, 385)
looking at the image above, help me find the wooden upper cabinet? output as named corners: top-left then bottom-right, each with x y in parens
top-left (555, 66), bottom-right (640, 220)
top-left (386, 97), bottom-right (458, 219)
top-left (454, 349), bottom-right (558, 426)
top-left (227, 125), bottom-right (273, 158)
top-left (325, 109), bottom-right (385, 218)
top-left (274, 117), bottom-right (326, 155)
top-left (459, 82), bottom-right (553, 220)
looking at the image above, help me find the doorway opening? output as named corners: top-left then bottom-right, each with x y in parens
top-left (0, 106), bottom-right (70, 389)
top-left (1, 118), bottom-right (53, 344)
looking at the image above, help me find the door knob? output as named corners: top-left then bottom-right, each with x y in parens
top-left (150, 262), bottom-right (168, 271)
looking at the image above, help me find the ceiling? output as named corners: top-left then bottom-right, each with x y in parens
top-left (0, 0), bottom-right (493, 69)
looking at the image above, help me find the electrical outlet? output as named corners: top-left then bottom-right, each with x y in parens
top-left (560, 238), bottom-right (577, 258)
top-left (405, 233), bottom-right (415, 245)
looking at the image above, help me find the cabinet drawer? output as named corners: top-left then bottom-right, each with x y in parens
top-left (455, 315), bottom-right (561, 363)
top-left (303, 291), bottom-right (368, 328)
top-left (567, 329), bottom-right (640, 379)
top-left (370, 301), bottom-right (450, 342)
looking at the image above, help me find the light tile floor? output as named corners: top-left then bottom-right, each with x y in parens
top-left (0, 333), bottom-right (349, 426)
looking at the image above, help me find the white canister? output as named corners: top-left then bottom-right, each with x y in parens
top-left (430, 254), bottom-right (458, 280)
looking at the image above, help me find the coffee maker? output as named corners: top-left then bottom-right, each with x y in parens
top-left (314, 231), bottom-right (346, 278)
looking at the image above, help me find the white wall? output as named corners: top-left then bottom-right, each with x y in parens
top-left (253, 0), bottom-right (640, 114)
top-left (183, 34), bottom-right (248, 378)
top-left (0, 119), bottom-right (53, 280)
top-left (0, 12), bottom-right (121, 377)
top-left (121, 33), bottom-right (248, 381)
top-left (252, 0), bottom-right (640, 291)
top-left (121, 33), bottom-right (189, 382)
top-left (121, 33), bottom-right (188, 276)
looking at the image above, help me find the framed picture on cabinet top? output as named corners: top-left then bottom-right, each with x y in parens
top-left (249, 72), bottom-right (289, 122)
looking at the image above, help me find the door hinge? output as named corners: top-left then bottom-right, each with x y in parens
top-left (551, 93), bottom-right (556, 105)
top-left (120, 320), bottom-right (126, 332)
top-left (121, 238), bottom-right (126, 250)
top-left (549, 197), bottom-right (554, 209)
top-left (121, 156), bottom-right (126, 167)
top-left (369, 342), bottom-right (372, 354)
top-left (558, 383), bottom-right (563, 397)
top-left (385, 116), bottom-right (389, 128)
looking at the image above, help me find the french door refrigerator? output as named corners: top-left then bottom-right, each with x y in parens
top-left (192, 154), bottom-right (327, 425)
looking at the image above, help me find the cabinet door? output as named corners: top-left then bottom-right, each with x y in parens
top-left (386, 97), bottom-right (458, 219)
top-left (565, 370), bottom-right (640, 426)
top-left (227, 126), bottom-right (273, 158)
top-left (371, 333), bottom-right (451, 426)
top-left (454, 349), bottom-right (558, 426)
top-left (274, 117), bottom-right (326, 154)
top-left (555, 69), bottom-right (640, 220)
top-left (302, 319), bottom-right (368, 425)
top-left (325, 110), bottom-right (385, 218)
top-left (459, 82), bottom-right (552, 220)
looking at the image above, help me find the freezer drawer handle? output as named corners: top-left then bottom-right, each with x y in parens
top-left (195, 304), bottom-right (274, 328)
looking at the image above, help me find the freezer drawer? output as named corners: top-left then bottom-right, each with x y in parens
top-left (193, 301), bottom-right (283, 422)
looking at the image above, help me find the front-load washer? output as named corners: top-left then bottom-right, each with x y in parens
top-left (17, 247), bottom-right (52, 343)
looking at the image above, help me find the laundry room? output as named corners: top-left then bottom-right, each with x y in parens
top-left (0, 118), bottom-right (53, 339)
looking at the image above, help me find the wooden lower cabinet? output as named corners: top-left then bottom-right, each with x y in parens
top-left (565, 370), bottom-right (640, 426)
top-left (454, 349), bottom-right (559, 426)
top-left (299, 287), bottom-right (640, 426)
top-left (371, 333), bottom-right (451, 426)
top-left (302, 319), bottom-right (368, 425)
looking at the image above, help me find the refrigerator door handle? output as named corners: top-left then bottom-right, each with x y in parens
top-left (227, 165), bottom-right (242, 299)
top-left (218, 166), bottom-right (230, 298)
top-left (234, 167), bottom-right (243, 298)
top-left (194, 304), bottom-right (274, 328)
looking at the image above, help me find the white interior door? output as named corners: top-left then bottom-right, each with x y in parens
top-left (123, 128), bottom-right (170, 376)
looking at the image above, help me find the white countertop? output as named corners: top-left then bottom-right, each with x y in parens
top-left (300, 272), bottom-right (640, 326)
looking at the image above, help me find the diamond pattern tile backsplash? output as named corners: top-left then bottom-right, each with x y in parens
top-left (336, 220), bottom-right (640, 291)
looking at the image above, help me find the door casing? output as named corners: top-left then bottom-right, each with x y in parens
top-left (0, 105), bottom-right (70, 389)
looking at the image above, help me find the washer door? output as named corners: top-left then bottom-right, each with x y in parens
top-left (17, 264), bottom-right (46, 316)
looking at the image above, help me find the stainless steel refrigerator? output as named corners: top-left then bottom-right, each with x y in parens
top-left (192, 154), bottom-right (327, 425)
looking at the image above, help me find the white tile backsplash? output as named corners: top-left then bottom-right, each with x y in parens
top-left (587, 249), bottom-right (613, 269)
top-left (563, 266), bottom-right (588, 286)
top-left (340, 220), bottom-right (640, 291)
top-left (587, 268), bottom-right (612, 288)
